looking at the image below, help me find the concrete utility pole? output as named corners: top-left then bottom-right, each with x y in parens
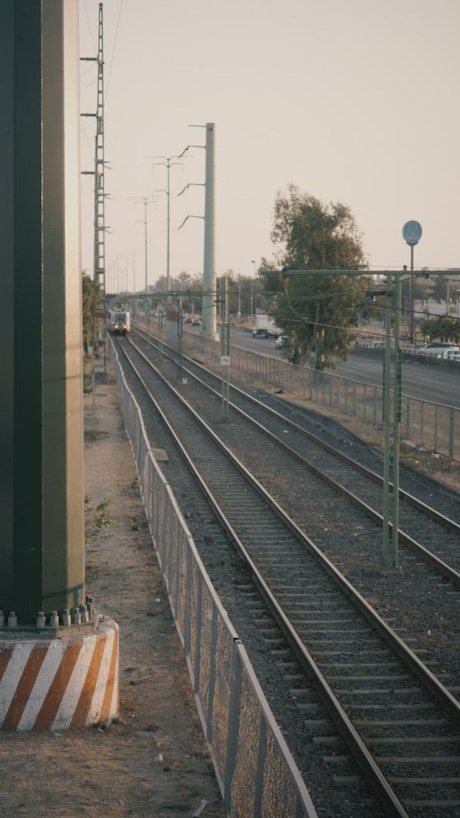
top-left (143, 197), bottom-right (149, 295)
top-left (132, 195), bottom-right (155, 308)
top-left (148, 155), bottom-right (182, 294)
top-left (203, 123), bottom-right (217, 338)
top-left (221, 275), bottom-right (231, 420)
top-left (0, 0), bottom-right (118, 732)
top-left (178, 123), bottom-right (218, 339)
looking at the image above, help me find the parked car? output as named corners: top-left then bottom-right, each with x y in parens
top-left (440, 347), bottom-right (460, 360)
top-left (191, 318), bottom-right (201, 327)
top-left (418, 342), bottom-right (459, 357)
top-left (252, 328), bottom-right (270, 338)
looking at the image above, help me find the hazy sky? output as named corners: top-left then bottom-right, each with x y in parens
top-left (79, 0), bottom-right (460, 292)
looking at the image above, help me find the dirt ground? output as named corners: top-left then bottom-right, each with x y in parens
top-left (0, 377), bottom-right (224, 818)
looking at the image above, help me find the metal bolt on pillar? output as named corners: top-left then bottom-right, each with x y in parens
top-left (8, 612), bottom-right (18, 628)
top-left (36, 611), bottom-right (46, 628)
top-left (71, 608), bottom-right (81, 625)
top-left (61, 609), bottom-right (71, 626)
top-left (86, 596), bottom-right (96, 620)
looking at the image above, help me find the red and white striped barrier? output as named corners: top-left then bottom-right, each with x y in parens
top-left (0, 617), bottom-right (119, 731)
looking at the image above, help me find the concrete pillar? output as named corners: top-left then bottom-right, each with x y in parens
top-left (1, 0), bottom-right (84, 623)
top-left (0, 0), bottom-right (118, 730)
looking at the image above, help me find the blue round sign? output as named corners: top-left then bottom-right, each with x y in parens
top-left (402, 220), bottom-right (422, 246)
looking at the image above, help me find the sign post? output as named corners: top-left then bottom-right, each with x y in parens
top-left (402, 221), bottom-right (422, 341)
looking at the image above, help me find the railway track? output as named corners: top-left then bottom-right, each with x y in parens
top-left (134, 325), bottom-right (460, 582)
top-left (113, 331), bottom-right (460, 818)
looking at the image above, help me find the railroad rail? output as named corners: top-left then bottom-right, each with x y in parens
top-left (134, 325), bottom-right (460, 584)
top-left (112, 330), bottom-right (460, 817)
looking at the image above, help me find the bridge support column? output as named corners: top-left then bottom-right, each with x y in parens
top-left (0, 0), bottom-right (119, 729)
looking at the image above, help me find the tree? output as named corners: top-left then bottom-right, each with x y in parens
top-left (262, 186), bottom-right (372, 369)
top-left (214, 270), bottom-right (263, 322)
top-left (151, 272), bottom-right (205, 315)
top-left (419, 315), bottom-right (460, 344)
top-left (82, 272), bottom-right (94, 350)
top-left (82, 271), bottom-right (103, 351)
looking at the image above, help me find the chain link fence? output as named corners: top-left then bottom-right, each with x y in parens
top-left (181, 332), bottom-right (459, 462)
top-left (110, 341), bottom-right (318, 818)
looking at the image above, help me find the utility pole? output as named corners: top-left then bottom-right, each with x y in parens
top-left (381, 273), bottom-right (402, 569)
top-left (148, 155), bottom-right (181, 294)
top-left (402, 221), bottom-right (422, 342)
top-left (143, 197), bottom-right (148, 295)
top-left (221, 275), bottom-right (230, 419)
top-left (132, 196), bottom-right (155, 315)
top-left (178, 123), bottom-right (218, 339)
top-left (177, 296), bottom-right (183, 381)
top-left (203, 123), bottom-right (216, 338)
top-left (81, 2), bottom-right (107, 351)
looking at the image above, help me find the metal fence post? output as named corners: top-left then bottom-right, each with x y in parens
top-left (449, 408), bottom-right (455, 460)
top-left (254, 718), bottom-right (267, 818)
top-left (224, 640), bottom-right (243, 816)
top-left (206, 604), bottom-right (218, 743)
top-left (193, 573), bottom-right (203, 695)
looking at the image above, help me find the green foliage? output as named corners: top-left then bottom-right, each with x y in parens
top-left (215, 270), bottom-right (265, 319)
top-left (269, 185), bottom-right (366, 270)
top-left (82, 272), bottom-right (103, 349)
top-left (430, 276), bottom-right (450, 303)
top-left (419, 314), bottom-right (460, 343)
top-left (84, 495), bottom-right (113, 543)
top-left (153, 272), bottom-right (203, 313)
top-left (263, 186), bottom-right (373, 369)
top-left (152, 268), bottom-right (265, 321)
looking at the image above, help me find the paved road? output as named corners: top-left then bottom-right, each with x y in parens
top-left (229, 327), bottom-right (460, 408)
top-left (325, 351), bottom-right (460, 407)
